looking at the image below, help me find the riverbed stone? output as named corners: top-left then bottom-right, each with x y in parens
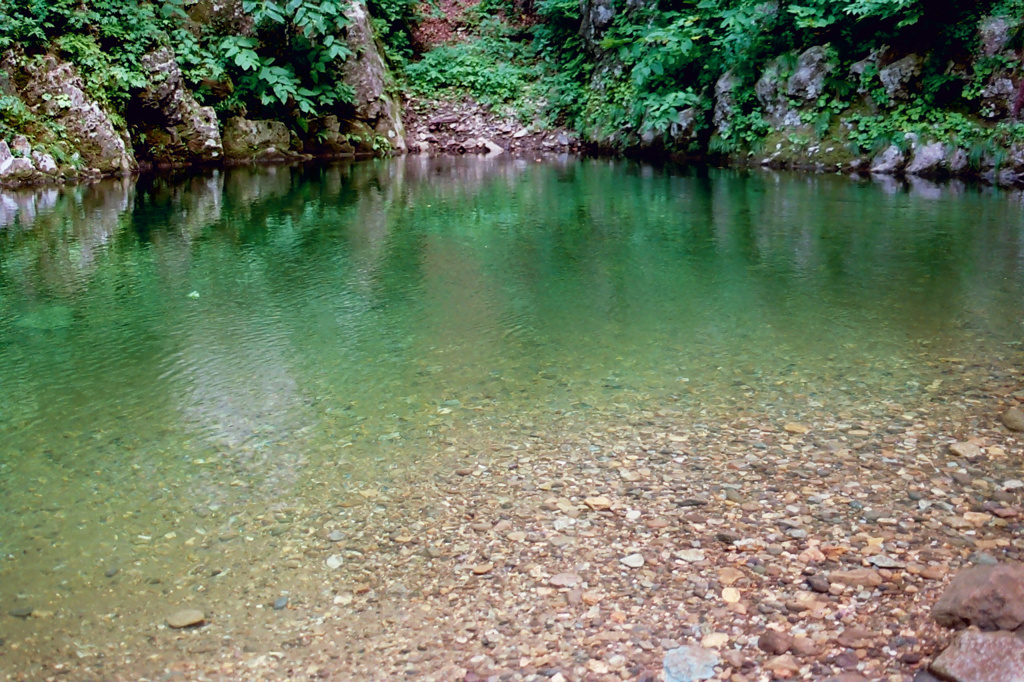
top-left (787, 46), bottom-right (833, 102)
top-left (930, 629), bottom-right (1024, 682)
top-left (906, 141), bottom-right (947, 177)
top-left (1002, 408), bottom-right (1024, 432)
top-left (758, 629), bottom-right (793, 655)
top-left (879, 54), bottom-right (924, 101)
top-left (932, 562), bottom-right (1024, 631)
top-left (31, 151), bottom-right (57, 175)
top-left (166, 609), bottom-right (205, 628)
top-left (663, 645), bottom-right (718, 682)
top-left (830, 568), bottom-right (883, 587)
top-left (0, 157), bottom-right (35, 181)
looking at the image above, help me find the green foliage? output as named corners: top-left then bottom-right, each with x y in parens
top-left (204, 0), bottom-right (356, 118)
top-left (405, 23), bottom-right (534, 105)
top-left (0, 0), bottom-right (359, 132)
top-left (367, 0), bottom-right (421, 64)
top-left (0, 0), bottom-right (178, 111)
top-left (522, 0), bottom-right (1020, 153)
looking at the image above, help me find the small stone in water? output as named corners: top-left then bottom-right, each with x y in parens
top-left (328, 531), bottom-right (344, 542)
top-left (620, 553), bottom-right (645, 568)
top-left (8, 607), bottom-right (33, 618)
top-left (664, 645), bottom-right (719, 682)
top-left (326, 555), bottom-right (343, 569)
top-left (273, 597), bottom-right (288, 610)
top-left (1001, 407), bottom-right (1024, 432)
top-left (166, 609), bottom-right (205, 628)
top-left (676, 549), bottom-right (705, 562)
top-left (105, 567), bottom-right (119, 578)
top-left (549, 572), bottom-right (582, 587)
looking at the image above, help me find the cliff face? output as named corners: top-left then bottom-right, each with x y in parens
top-left (0, 0), bottom-right (406, 188)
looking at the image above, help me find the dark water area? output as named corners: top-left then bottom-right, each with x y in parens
top-left (0, 157), bottom-right (1021, 652)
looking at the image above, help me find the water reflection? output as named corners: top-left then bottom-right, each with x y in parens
top-left (1, 157), bottom-right (1022, 536)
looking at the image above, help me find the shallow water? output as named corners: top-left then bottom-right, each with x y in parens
top-left (0, 157), bottom-right (1022, 651)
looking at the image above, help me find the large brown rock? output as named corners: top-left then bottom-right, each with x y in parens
top-left (932, 562), bottom-right (1024, 631)
top-left (929, 630), bottom-right (1024, 682)
top-left (1003, 407), bottom-right (1024, 432)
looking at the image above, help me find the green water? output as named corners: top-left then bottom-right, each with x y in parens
top-left (0, 157), bottom-right (1022, 610)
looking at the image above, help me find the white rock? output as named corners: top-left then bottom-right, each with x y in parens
top-left (620, 553), bottom-right (645, 568)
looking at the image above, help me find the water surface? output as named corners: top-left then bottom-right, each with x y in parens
top-left (1, 157), bottom-right (1022, 629)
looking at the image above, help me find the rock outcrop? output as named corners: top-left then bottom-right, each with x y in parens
top-left (756, 46), bottom-right (834, 128)
top-left (222, 117), bottom-right (294, 161)
top-left (132, 47), bottom-right (223, 165)
top-left (341, 0), bottom-right (406, 153)
top-left (10, 54), bottom-right (135, 175)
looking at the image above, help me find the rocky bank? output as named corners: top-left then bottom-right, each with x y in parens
top-left (0, 0), bottom-right (405, 189)
top-left (7, 5), bottom-right (1024, 189)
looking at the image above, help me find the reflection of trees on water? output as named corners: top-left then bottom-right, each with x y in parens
top-left (1, 159), bottom-right (1023, 454)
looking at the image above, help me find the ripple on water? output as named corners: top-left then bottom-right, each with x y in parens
top-left (0, 158), bottom-right (1022, 653)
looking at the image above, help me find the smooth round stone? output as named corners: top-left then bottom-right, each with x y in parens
top-left (105, 567), bottom-right (119, 578)
top-left (273, 597), bottom-right (288, 610)
top-left (8, 607), bottom-right (33, 618)
top-left (166, 609), bottom-right (205, 628)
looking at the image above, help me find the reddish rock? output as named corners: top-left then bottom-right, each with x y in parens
top-left (758, 629), bottom-right (794, 655)
top-left (929, 630), bottom-right (1024, 682)
top-left (835, 627), bottom-right (875, 649)
top-left (830, 568), bottom-right (883, 587)
top-left (932, 562), bottom-right (1024, 631)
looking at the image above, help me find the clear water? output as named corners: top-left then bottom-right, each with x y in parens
top-left (0, 156), bottom-right (1022, 633)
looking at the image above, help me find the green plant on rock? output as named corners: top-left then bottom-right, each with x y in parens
top-left (212, 0), bottom-right (356, 118)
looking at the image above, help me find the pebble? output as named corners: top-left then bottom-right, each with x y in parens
top-left (676, 549), bottom-right (706, 562)
top-left (949, 442), bottom-right (983, 459)
top-left (758, 630), bottom-right (793, 655)
top-left (549, 573), bottom-right (581, 587)
top-left (166, 609), bottom-right (205, 628)
top-left (1001, 407), bottom-right (1024, 432)
top-left (664, 645), bottom-right (719, 682)
top-left (808, 575), bottom-right (831, 593)
top-left (620, 553), bottom-right (645, 568)
top-left (8, 607), bottom-right (33, 618)
top-left (273, 597), bottom-right (288, 610)
top-left (105, 567), bottom-right (119, 578)
top-left (830, 568), bottom-right (883, 587)
top-left (326, 555), bottom-right (343, 569)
